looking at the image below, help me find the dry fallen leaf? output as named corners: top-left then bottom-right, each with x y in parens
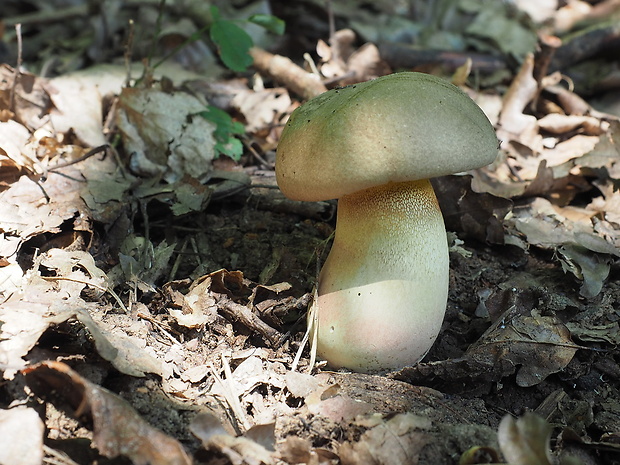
top-left (498, 413), bottom-right (553, 465)
top-left (0, 64), bottom-right (53, 131)
top-left (433, 175), bottom-right (512, 244)
top-left (498, 53), bottom-right (540, 144)
top-left (191, 412), bottom-right (277, 465)
top-left (557, 244), bottom-right (612, 298)
top-left (0, 247), bottom-right (163, 379)
top-left (466, 314), bottom-right (578, 387)
top-left (48, 65), bottom-right (127, 147)
top-left (0, 406), bottom-right (44, 465)
top-left (166, 275), bottom-right (219, 329)
top-left (117, 86), bottom-right (216, 181)
top-left (23, 361), bottom-right (192, 465)
top-left (0, 278), bottom-right (74, 379)
top-left (75, 309), bottom-right (164, 378)
top-left (231, 87), bottom-right (291, 133)
top-left (305, 383), bottom-right (374, 423)
top-left (338, 413), bottom-right (431, 465)
top-left (587, 180), bottom-right (620, 226)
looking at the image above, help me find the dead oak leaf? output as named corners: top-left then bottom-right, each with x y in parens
top-left (231, 87), bottom-right (291, 133)
top-left (467, 314), bottom-right (578, 387)
top-left (338, 413), bottom-right (431, 465)
top-left (191, 412), bottom-right (277, 465)
top-left (587, 180), bottom-right (620, 226)
top-left (23, 361), bottom-right (191, 465)
top-left (117, 86), bottom-right (216, 182)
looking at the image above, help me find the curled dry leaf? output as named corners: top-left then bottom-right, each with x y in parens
top-left (279, 436), bottom-right (339, 465)
top-left (537, 113), bottom-right (608, 136)
top-left (498, 53), bottom-right (539, 140)
top-left (338, 413), bottom-right (431, 465)
top-left (565, 321), bottom-right (620, 345)
top-left (165, 275), bottom-right (219, 329)
top-left (0, 120), bottom-right (39, 178)
top-left (557, 244), bottom-right (612, 298)
top-left (40, 248), bottom-right (109, 299)
top-left (231, 87), bottom-right (291, 133)
top-left (498, 413), bottom-right (553, 465)
top-left (191, 412), bottom-right (277, 465)
top-left (587, 180), bottom-right (620, 226)
top-left (23, 361), bottom-right (192, 465)
top-left (317, 29), bottom-right (391, 85)
top-left (433, 175), bottom-right (512, 244)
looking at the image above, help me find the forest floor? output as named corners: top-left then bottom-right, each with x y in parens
top-left (1, 1), bottom-right (620, 464)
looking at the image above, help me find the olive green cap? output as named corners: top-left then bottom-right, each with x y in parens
top-left (276, 72), bottom-right (498, 201)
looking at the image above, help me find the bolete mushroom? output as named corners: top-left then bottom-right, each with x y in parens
top-left (276, 72), bottom-right (498, 373)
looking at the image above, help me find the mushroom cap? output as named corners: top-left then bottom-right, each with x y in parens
top-left (276, 72), bottom-right (498, 201)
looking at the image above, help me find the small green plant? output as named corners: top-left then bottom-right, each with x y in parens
top-left (209, 6), bottom-right (284, 72)
top-left (203, 7), bottom-right (284, 160)
top-left (145, 4), bottom-right (284, 162)
top-left (198, 105), bottom-right (246, 160)
top-left (151, 4), bottom-right (284, 73)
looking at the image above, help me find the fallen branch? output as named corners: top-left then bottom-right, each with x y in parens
top-left (377, 42), bottom-right (506, 73)
top-left (218, 297), bottom-right (283, 347)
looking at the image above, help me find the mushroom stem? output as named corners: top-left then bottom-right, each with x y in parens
top-left (316, 179), bottom-right (449, 373)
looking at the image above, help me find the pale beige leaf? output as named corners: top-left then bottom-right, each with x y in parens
top-left (0, 407), bottom-right (44, 465)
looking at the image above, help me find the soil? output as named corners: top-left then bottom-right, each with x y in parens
top-left (13, 177), bottom-right (620, 464)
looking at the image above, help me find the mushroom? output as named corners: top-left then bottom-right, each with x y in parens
top-left (276, 72), bottom-right (498, 373)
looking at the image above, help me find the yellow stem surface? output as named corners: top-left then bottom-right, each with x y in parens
top-left (316, 179), bottom-right (449, 373)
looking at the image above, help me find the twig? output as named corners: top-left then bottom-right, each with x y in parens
top-left (532, 33), bottom-right (562, 111)
top-left (291, 288), bottom-right (318, 374)
top-left (250, 47), bottom-right (327, 100)
top-left (209, 357), bottom-right (251, 434)
top-left (551, 21), bottom-right (620, 72)
top-left (41, 275), bottom-right (128, 313)
top-left (47, 145), bottom-right (109, 173)
top-left (4, 4), bottom-right (88, 27)
top-left (123, 19), bottom-right (135, 87)
top-left (9, 24), bottom-right (23, 113)
top-left (136, 311), bottom-right (182, 346)
top-left (244, 139), bottom-right (273, 169)
top-left (218, 297), bottom-right (283, 347)
top-left (377, 42), bottom-right (506, 73)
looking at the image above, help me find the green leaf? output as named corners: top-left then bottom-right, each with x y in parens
top-left (215, 138), bottom-right (244, 161)
top-left (199, 106), bottom-right (244, 138)
top-left (209, 19), bottom-right (253, 71)
top-left (248, 14), bottom-right (285, 35)
top-left (198, 106), bottom-right (245, 161)
top-left (210, 5), bottom-right (221, 21)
